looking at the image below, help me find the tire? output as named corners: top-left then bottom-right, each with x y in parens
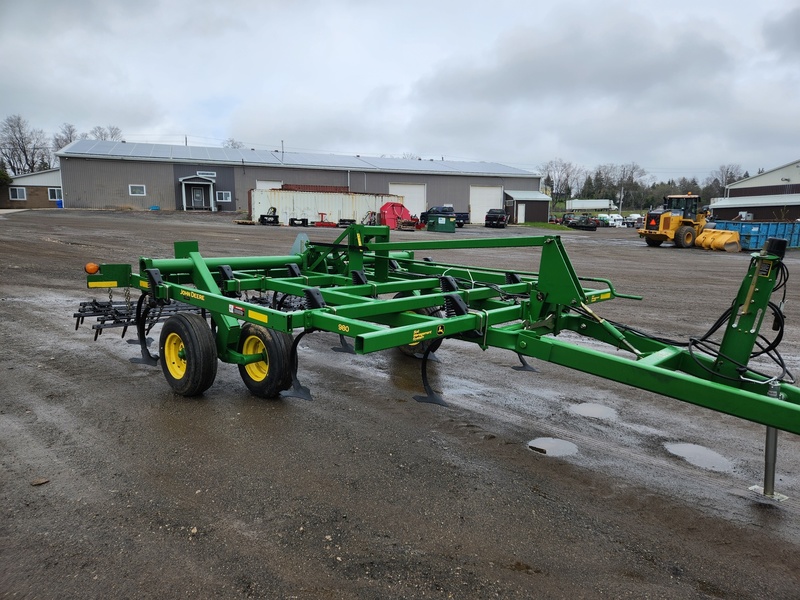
top-left (159, 313), bottom-right (217, 396)
top-left (237, 323), bottom-right (292, 398)
top-left (644, 237), bottom-right (663, 247)
top-left (394, 292), bottom-right (445, 357)
top-left (675, 225), bottom-right (695, 248)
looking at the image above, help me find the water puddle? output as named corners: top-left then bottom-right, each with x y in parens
top-left (664, 442), bottom-right (733, 472)
top-left (527, 437), bottom-right (578, 457)
top-left (568, 403), bottom-right (618, 421)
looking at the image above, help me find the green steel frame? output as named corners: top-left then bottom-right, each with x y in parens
top-left (85, 224), bottom-right (800, 437)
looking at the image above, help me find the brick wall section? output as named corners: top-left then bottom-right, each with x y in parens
top-left (0, 185), bottom-right (56, 209)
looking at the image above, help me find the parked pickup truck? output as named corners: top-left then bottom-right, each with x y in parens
top-left (484, 208), bottom-right (508, 228)
top-left (420, 206), bottom-right (469, 228)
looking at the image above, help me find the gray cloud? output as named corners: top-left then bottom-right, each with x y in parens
top-left (1, 0), bottom-right (798, 181)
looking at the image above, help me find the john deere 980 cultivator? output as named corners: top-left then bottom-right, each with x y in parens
top-left (76, 224), bottom-right (800, 496)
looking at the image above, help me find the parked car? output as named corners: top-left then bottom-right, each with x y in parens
top-left (566, 215), bottom-right (598, 231)
top-left (596, 213), bottom-right (611, 226)
top-left (484, 208), bottom-right (508, 228)
top-left (624, 213), bottom-right (643, 228)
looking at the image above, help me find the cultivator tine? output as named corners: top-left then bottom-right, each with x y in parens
top-left (75, 292), bottom-right (202, 367)
top-left (280, 331), bottom-right (313, 401)
top-left (512, 353), bottom-right (538, 372)
top-left (73, 299), bottom-right (137, 340)
top-left (332, 334), bottom-right (355, 354)
top-left (412, 341), bottom-right (447, 406)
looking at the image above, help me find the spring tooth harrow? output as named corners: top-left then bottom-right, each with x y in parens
top-left (77, 224), bottom-right (800, 497)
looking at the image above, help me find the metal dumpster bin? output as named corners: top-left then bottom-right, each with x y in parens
top-left (426, 215), bottom-right (457, 232)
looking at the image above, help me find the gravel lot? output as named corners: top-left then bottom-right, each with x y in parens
top-left (2, 209), bottom-right (799, 598)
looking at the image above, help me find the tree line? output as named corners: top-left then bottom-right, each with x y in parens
top-left (0, 114), bottom-right (123, 177)
top-left (540, 158), bottom-right (755, 212)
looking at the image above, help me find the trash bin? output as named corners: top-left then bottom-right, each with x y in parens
top-left (426, 215), bottom-right (456, 233)
top-left (55, 200), bottom-right (64, 209)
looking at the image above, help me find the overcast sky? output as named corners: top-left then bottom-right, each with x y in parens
top-left (2, 0), bottom-right (798, 182)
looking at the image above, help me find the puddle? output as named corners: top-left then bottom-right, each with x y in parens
top-left (527, 437), bottom-right (578, 457)
top-left (569, 403), bottom-right (618, 421)
top-left (664, 442), bottom-right (733, 472)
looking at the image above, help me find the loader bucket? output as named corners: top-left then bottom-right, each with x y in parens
top-left (696, 229), bottom-right (741, 253)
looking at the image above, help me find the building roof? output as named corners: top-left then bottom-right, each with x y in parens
top-left (504, 190), bottom-right (551, 201)
top-left (710, 194), bottom-right (800, 208)
top-left (57, 140), bottom-right (538, 178)
top-left (727, 159), bottom-right (800, 189)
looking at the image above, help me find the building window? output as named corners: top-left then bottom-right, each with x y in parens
top-left (216, 191), bottom-right (232, 203)
top-left (129, 184), bottom-right (146, 196)
top-left (48, 188), bottom-right (63, 201)
top-left (9, 187), bottom-right (26, 201)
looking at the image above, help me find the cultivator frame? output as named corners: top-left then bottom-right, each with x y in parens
top-left (77, 224), bottom-right (800, 496)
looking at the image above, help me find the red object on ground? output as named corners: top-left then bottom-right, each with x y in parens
top-left (380, 202), bottom-right (412, 230)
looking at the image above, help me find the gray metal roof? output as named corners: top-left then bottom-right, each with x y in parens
top-left (57, 139), bottom-right (536, 178)
top-left (504, 190), bottom-right (551, 201)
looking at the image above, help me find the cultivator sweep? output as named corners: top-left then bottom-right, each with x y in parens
top-left (77, 224), bottom-right (800, 496)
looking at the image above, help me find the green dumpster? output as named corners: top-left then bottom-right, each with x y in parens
top-left (426, 215), bottom-right (457, 233)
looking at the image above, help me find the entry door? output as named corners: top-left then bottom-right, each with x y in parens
top-left (191, 187), bottom-right (204, 208)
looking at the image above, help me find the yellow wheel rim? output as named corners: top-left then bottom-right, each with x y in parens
top-left (242, 335), bottom-right (268, 382)
top-left (163, 332), bottom-right (187, 379)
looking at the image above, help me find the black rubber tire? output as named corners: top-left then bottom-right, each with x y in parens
top-left (237, 323), bottom-right (292, 398)
top-left (644, 237), bottom-right (663, 247)
top-left (159, 313), bottom-right (217, 396)
top-left (675, 225), bottom-right (695, 248)
top-left (393, 292), bottom-right (445, 357)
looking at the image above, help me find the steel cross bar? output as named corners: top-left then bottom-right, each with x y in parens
top-left (513, 330), bottom-right (800, 435)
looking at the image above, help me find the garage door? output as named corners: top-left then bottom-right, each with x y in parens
top-left (469, 186), bottom-right (503, 224)
top-left (389, 183), bottom-right (426, 218)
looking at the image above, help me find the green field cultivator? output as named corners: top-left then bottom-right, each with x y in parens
top-left (76, 225), bottom-right (800, 497)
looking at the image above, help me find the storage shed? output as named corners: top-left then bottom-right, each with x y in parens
top-left (504, 190), bottom-right (552, 223)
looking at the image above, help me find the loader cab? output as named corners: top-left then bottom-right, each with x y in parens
top-left (664, 194), bottom-right (701, 220)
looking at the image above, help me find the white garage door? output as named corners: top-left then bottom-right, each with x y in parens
top-left (469, 186), bottom-right (504, 224)
top-left (389, 183), bottom-right (426, 218)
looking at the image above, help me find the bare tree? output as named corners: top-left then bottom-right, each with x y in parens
top-left (52, 123), bottom-right (84, 152)
top-left (0, 114), bottom-right (51, 175)
top-left (708, 164), bottom-right (743, 196)
top-left (223, 138), bottom-right (245, 149)
top-left (614, 162), bottom-right (648, 211)
top-left (540, 158), bottom-right (582, 207)
top-left (89, 125), bottom-right (124, 141)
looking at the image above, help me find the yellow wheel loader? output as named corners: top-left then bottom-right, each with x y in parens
top-left (638, 193), bottom-right (740, 252)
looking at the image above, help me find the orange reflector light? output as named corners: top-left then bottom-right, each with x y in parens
top-left (85, 262), bottom-right (100, 274)
top-left (649, 219), bottom-right (656, 226)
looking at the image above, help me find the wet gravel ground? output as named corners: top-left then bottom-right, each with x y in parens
top-left (2, 209), bottom-right (800, 598)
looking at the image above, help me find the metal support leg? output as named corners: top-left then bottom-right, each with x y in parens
top-left (763, 426), bottom-right (778, 497)
top-left (749, 425), bottom-right (788, 501)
